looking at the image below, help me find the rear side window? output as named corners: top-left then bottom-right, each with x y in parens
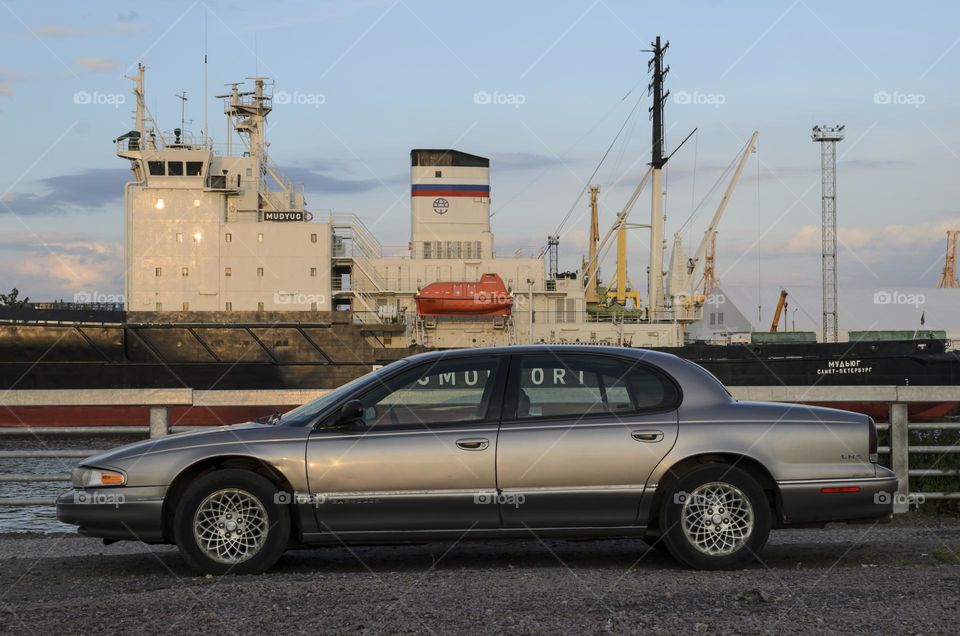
top-left (515, 354), bottom-right (679, 419)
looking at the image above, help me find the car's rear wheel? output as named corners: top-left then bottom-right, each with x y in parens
top-left (173, 469), bottom-right (290, 575)
top-left (658, 464), bottom-right (770, 569)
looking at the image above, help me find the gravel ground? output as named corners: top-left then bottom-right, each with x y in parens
top-left (1, 516), bottom-right (959, 635)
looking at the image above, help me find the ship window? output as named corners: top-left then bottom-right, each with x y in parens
top-left (224, 267), bottom-right (232, 277)
top-left (423, 242), bottom-right (432, 259)
top-left (258, 302), bottom-right (265, 311)
top-left (310, 267), bottom-right (317, 277)
top-left (710, 313), bottom-right (716, 326)
top-left (148, 161), bottom-right (164, 175)
top-left (435, 170), bottom-right (442, 178)
top-left (718, 312), bottom-right (724, 325)
top-left (182, 267), bottom-right (189, 277)
top-left (155, 267), bottom-right (161, 277)
top-left (186, 161), bottom-right (203, 176)
top-left (182, 302), bottom-right (190, 311)
top-left (225, 233), bottom-right (232, 243)
top-left (257, 267), bottom-right (264, 277)
top-left (156, 302), bottom-right (162, 311)
top-left (167, 161), bottom-right (184, 176)
top-left (310, 233), bottom-right (317, 243)
top-left (225, 302), bottom-right (232, 311)
top-left (310, 302), bottom-right (317, 310)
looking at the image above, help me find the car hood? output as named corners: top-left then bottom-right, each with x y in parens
top-left (81, 421), bottom-right (271, 468)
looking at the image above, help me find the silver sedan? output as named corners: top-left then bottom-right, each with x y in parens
top-left (57, 345), bottom-right (897, 574)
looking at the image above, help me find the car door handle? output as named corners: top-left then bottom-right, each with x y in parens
top-left (456, 438), bottom-right (489, 451)
top-left (631, 430), bottom-right (664, 443)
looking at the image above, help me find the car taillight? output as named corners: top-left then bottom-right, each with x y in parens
top-left (868, 417), bottom-right (878, 463)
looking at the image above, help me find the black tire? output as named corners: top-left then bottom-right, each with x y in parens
top-left (173, 469), bottom-right (290, 575)
top-left (658, 464), bottom-right (770, 570)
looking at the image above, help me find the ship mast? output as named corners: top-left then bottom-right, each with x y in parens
top-left (646, 36), bottom-right (669, 319)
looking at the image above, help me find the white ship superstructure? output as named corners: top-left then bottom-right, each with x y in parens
top-left (116, 57), bottom-right (757, 350)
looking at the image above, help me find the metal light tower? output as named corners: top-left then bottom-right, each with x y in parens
top-left (811, 124), bottom-right (844, 343)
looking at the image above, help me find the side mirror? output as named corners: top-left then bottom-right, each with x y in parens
top-left (336, 400), bottom-right (365, 426)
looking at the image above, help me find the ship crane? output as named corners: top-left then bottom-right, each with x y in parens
top-left (667, 131), bottom-right (759, 308)
top-left (770, 289), bottom-right (788, 332)
top-left (936, 230), bottom-right (959, 288)
top-left (580, 168), bottom-right (653, 307)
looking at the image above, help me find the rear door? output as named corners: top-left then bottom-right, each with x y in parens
top-left (496, 352), bottom-right (680, 528)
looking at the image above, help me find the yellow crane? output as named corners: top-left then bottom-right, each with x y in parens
top-left (936, 230), bottom-right (959, 288)
top-left (584, 185), bottom-right (601, 303)
top-left (769, 289), bottom-right (788, 332)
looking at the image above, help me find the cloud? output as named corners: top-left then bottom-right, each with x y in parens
top-left (778, 219), bottom-right (960, 255)
top-left (37, 25), bottom-right (86, 37)
top-left (0, 234), bottom-right (122, 297)
top-left (282, 162), bottom-right (403, 194)
top-left (2, 168), bottom-right (128, 215)
top-left (117, 11), bottom-right (139, 22)
top-left (494, 152), bottom-right (567, 170)
top-left (76, 57), bottom-right (121, 72)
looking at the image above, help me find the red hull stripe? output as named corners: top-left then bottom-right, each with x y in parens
top-left (412, 189), bottom-right (489, 197)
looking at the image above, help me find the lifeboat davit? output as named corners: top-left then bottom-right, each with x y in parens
top-left (415, 273), bottom-right (513, 316)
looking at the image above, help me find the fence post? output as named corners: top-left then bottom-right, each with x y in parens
top-left (149, 406), bottom-right (168, 438)
top-left (889, 402), bottom-right (909, 514)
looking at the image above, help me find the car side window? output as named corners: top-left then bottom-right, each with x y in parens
top-left (515, 354), bottom-right (678, 419)
top-left (357, 357), bottom-right (502, 429)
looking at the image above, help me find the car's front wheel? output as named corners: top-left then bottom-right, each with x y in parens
top-left (658, 464), bottom-right (770, 569)
top-left (173, 469), bottom-right (290, 575)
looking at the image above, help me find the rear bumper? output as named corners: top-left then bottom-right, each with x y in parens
top-left (778, 467), bottom-right (898, 525)
top-left (56, 487), bottom-right (166, 543)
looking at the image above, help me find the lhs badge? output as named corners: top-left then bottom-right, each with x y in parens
top-left (432, 198), bottom-right (449, 215)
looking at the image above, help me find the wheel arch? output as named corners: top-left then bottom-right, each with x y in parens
top-left (646, 453), bottom-right (781, 532)
top-left (162, 455), bottom-right (297, 543)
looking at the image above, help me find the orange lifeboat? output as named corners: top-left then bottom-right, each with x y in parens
top-left (415, 273), bottom-right (513, 316)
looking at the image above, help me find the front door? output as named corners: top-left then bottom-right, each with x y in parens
top-left (497, 352), bottom-right (680, 528)
top-left (306, 354), bottom-right (507, 532)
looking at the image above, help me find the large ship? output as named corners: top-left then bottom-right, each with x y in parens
top-left (1, 41), bottom-right (957, 427)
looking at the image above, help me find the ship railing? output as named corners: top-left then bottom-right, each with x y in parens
top-left (329, 213), bottom-right (384, 258)
top-left (3, 386), bottom-right (960, 508)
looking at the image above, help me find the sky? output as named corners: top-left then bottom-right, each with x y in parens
top-left (1, 0), bottom-right (958, 331)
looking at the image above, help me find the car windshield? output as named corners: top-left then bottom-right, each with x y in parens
top-left (278, 359), bottom-right (409, 426)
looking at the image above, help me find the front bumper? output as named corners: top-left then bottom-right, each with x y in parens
top-left (56, 486), bottom-right (166, 543)
top-left (777, 467), bottom-right (899, 525)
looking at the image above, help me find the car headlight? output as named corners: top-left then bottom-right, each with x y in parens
top-left (71, 467), bottom-right (126, 488)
